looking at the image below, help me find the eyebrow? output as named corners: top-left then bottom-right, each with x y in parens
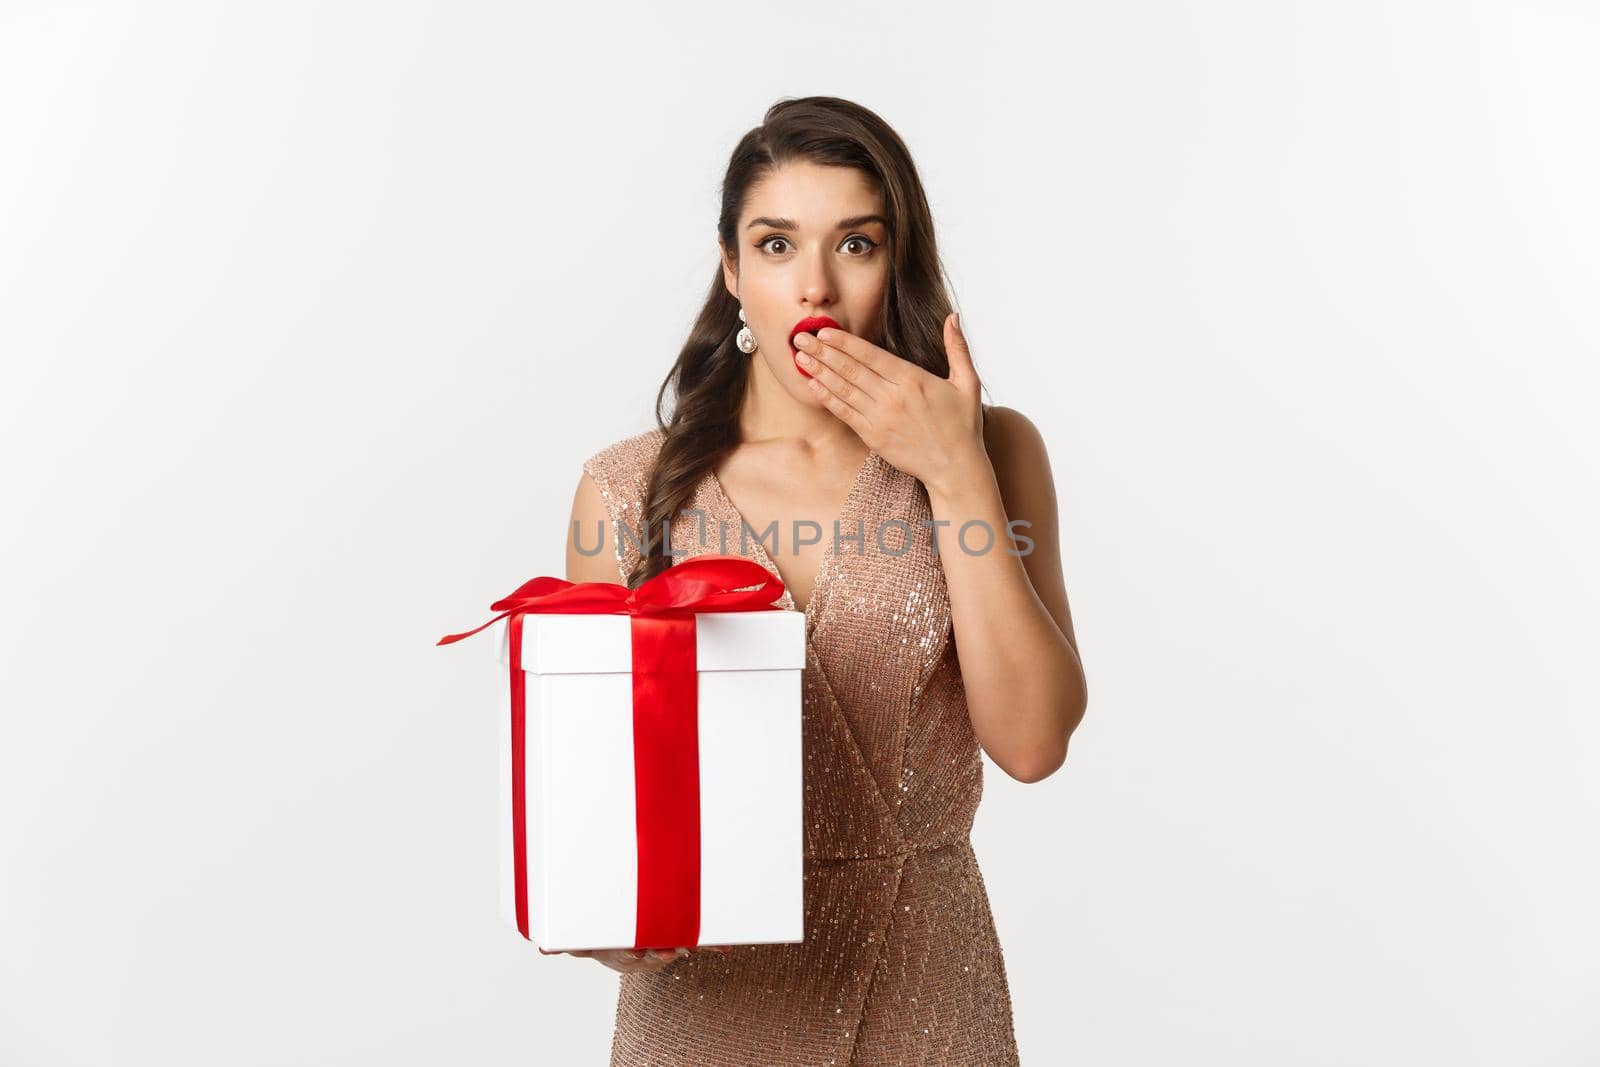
top-left (745, 214), bottom-right (889, 232)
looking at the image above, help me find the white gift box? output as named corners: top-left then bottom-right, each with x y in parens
top-left (495, 608), bottom-right (807, 952)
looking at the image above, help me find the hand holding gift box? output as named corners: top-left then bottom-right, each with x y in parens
top-left (438, 554), bottom-right (807, 954)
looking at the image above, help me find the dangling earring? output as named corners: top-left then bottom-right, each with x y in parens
top-left (736, 306), bottom-right (758, 354)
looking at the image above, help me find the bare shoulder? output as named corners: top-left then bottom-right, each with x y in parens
top-left (979, 405), bottom-right (1078, 651)
top-left (981, 405), bottom-right (1056, 517)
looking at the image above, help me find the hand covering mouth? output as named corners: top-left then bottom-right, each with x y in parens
top-left (788, 315), bottom-right (842, 349)
top-left (784, 316), bottom-right (844, 383)
top-left (788, 316), bottom-right (842, 380)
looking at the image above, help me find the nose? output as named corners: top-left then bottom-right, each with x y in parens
top-left (798, 245), bottom-right (837, 310)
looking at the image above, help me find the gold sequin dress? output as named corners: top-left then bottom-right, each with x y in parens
top-left (581, 427), bottom-right (1020, 1066)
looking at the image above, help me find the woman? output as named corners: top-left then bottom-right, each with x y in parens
top-left (553, 96), bottom-right (1086, 1065)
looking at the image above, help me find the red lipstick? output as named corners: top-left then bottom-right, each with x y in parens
top-left (787, 315), bottom-right (842, 379)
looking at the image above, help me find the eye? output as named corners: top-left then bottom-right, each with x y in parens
top-left (756, 234), bottom-right (880, 256)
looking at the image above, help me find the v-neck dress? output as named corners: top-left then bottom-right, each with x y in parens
top-left (581, 426), bottom-right (1020, 1067)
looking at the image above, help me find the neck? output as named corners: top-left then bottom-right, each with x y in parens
top-left (735, 354), bottom-right (866, 458)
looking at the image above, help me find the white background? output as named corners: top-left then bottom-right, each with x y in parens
top-left (3, 2), bottom-right (1597, 1064)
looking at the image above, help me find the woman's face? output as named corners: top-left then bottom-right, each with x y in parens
top-left (721, 161), bottom-right (890, 405)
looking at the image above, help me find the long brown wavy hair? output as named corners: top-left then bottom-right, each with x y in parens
top-left (626, 95), bottom-right (982, 588)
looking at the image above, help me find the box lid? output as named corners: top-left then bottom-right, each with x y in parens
top-left (495, 610), bottom-right (806, 674)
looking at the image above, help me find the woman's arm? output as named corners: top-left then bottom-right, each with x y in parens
top-left (926, 405), bottom-right (1087, 783)
top-left (567, 470), bottom-right (625, 584)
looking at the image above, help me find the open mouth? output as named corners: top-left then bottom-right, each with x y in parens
top-left (787, 315), bottom-right (842, 379)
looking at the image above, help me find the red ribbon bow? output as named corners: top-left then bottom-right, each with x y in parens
top-left (438, 554), bottom-right (786, 948)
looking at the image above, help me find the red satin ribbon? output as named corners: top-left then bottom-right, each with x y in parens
top-left (438, 554), bottom-right (786, 948)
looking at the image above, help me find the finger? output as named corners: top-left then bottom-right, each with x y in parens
top-left (797, 346), bottom-right (879, 414)
top-left (943, 312), bottom-right (979, 390)
top-left (813, 327), bottom-right (915, 387)
top-left (795, 334), bottom-right (885, 402)
top-left (805, 375), bottom-right (871, 434)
